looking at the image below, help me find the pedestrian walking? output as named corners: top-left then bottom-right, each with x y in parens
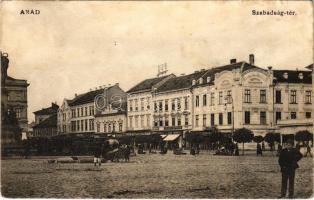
top-left (234, 143), bottom-right (239, 156)
top-left (256, 143), bottom-right (262, 156)
top-left (278, 139), bottom-right (303, 198)
top-left (93, 144), bottom-right (102, 167)
top-left (304, 144), bottom-right (313, 157)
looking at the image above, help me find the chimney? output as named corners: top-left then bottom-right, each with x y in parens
top-left (75, 93), bottom-right (78, 97)
top-left (115, 83), bottom-right (119, 86)
top-left (249, 54), bottom-right (254, 65)
top-left (230, 59), bottom-right (237, 64)
top-left (267, 66), bottom-right (272, 70)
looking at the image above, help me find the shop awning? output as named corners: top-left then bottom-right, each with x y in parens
top-left (163, 134), bottom-right (180, 141)
top-left (161, 134), bottom-right (167, 139)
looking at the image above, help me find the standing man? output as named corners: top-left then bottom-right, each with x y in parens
top-left (278, 139), bottom-right (303, 198)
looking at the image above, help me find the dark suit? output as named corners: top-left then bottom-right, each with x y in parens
top-left (278, 148), bottom-right (302, 197)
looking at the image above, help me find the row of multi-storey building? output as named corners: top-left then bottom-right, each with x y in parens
top-left (30, 54), bottom-right (313, 144)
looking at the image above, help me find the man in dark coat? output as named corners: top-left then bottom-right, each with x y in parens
top-left (278, 140), bottom-right (302, 198)
top-left (93, 144), bottom-right (102, 167)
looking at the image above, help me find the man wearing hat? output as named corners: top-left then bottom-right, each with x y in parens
top-left (278, 139), bottom-right (303, 198)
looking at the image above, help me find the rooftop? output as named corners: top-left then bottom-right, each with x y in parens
top-left (127, 75), bottom-right (173, 93)
top-left (34, 103), bottom-right (59, 115)
top-left (33, 114), bottom-right (57, 128)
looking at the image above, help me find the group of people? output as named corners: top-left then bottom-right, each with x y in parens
top-left (93, 143), bottom-right (132, 166)
top-left (214, 142), bottom-right (239, 156)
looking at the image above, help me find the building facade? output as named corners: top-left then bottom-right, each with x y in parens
top-left (126, 74), bottom-right (175, 135)
top-left (126, 55), bottom-right (313, 141)
top-left (57, 83), bottom-right (126, 136)
top-left (32, 103), bottom-right (59, 137)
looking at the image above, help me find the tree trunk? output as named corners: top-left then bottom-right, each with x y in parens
top-left (242, 142), bottom-right (244, 155)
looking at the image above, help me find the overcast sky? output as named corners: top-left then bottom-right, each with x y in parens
top-left (1, 1), bottom-right (313, 122)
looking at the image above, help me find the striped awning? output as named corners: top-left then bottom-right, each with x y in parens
top-left (163, 134), bottom-right (180, 141)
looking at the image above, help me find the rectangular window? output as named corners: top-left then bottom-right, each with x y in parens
top-left (91, 106), bottom-right (94, 116)
top-left (85, 107), bottom-right (88, 116)
top-left (135, 99), bottom-right (138, 111)
top-left (113, 123), bottom-right (116, 132)
top-left (77, 120), bottom-right (80, 131)
top-left (177, 116), bottom-right (181, 126)
top-left (81, 108), bottom-right (84, 116)
top-left (177, 99), bottom-right (181, 110)
top-left (154, 102), bottom-right (158, 112)
top-left (129, 100), bottom-right (133, 111)
top-left (108, 124), bottom-right (111, 132)
top-left (275, 90), bottom-right (282, 104)
top-left (211, 114), bottom-right (215, 126)
top-left (172, 117), bottom-right (176, 126)
top-left (81, 120), bottom-right (84, 131)
top-left (305, 112), bottom-right (311, 119)
top-left (196, 96), bottom-right (199, 107)
top-left (260, 111), bottom-right (266, 125)
top-left (291, 112), bottom-right (297, 119)
top-left (245, 111), bottom-right (250, 124)
top-left (210, 92), bottom-right (215, 106)
top-left (226, 90), bottom-right (232, 104)
top-left (244, 89), bottom-right (251, 103)
top-left (260, 90), bottom-right (267, 103)
top-left (184, 98), bottom-right (188, 110)
top-left (97, 123), bottom-right (100, 133)
top-left (77, 108), bottom-right (80, 117)
top-left (305, 91), bottom-right (312, 104)
top-left (85, 119), bottom-right (88, 131)
top-left (141, 98), bottom-right (144, 111)
top-left (219, 113), bottom-right (223, 125)
top-left (195, 115), bottom-right (199, 127)
top-left (172, 100), bottom-right (176, 111)
top-left (165, 100), bottom-right (169, 111)
top-left (119, 123), bottom-right (123, 132)
top-left (89, 119), bottom-right (94, 130)
top-left (165, 117), bottom-right (169, 127)
top-left (15, 108), bottom-right (21, 119)
top-left (159, 101), bottom-right (163, 111)
top-left (227, 112), bottom-right (232, 125)
top-left (159, 118), bottom-right (163, 127)
top-left (72, 109), bottom-right (76, 118)
top-left (89, 106), bottom-right (92, 116)
top-left (154, 119), bottom-right (158, 127)
top-left (218, 92), bottom-right (223, 105)
top-left (185, 116), bottom-right (189, 126)
top-left (290, 90), bottom-right (297, 104)
top-left (203, 94), bottom-right (207, 106)
top-left (203, 114), bottom-right (206, 127)
top-left (276, 112), bottom-right (281, 123)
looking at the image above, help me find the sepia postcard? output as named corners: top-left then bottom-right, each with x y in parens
top-left (1, 0), bottom-right (313, 199)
